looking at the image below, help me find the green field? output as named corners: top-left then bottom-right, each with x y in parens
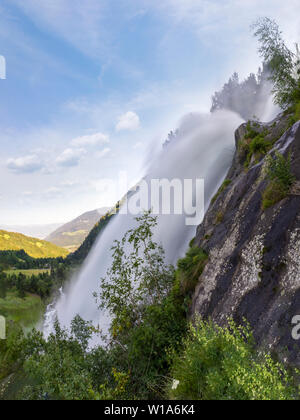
top-left (4, 269), bottom-right (50, 277)
top-left (0, 291), bottom-right (44, 328)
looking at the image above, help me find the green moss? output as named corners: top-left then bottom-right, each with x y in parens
top-left (262, 246), bottom-right (271, 254)
top-left (211, 179), bottom-right (232, 204)
top-left (189, 237), bottom-right (196, 247)
top-left (215, 211), bottom-right (224, 224)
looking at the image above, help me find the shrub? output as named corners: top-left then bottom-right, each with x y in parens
top-left (168, 318), bottom-right (299, 400)
top-left (244, 130), bottom-right (272, 168)
top-left (245, 122), bottom-right (260, 139)
top-left (249, 134), bottom-right (271, 155)
top-left (252, 18), bottom-right (299, 109)
top-left (262, 180), bottom-right (288, 209)
top-left (95, 211), bottom-right (187, 399)
top-left (262, 152), bottom-right (295, 209)
top-left (295, 102), bottom-right (300, 121)
top-left (0, 321), bottom-right (25, 381)
top-left (176, 246), bottom-right (208, 295)
top-left (266, 152), bottom-right (295, 189)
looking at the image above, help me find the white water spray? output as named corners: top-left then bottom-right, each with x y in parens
top-left (43, 287), bottom-right (65, 338)
top-left (43, 110), bottom-right (243, 336)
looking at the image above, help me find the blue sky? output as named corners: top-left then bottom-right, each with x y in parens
top-left (0, 0), bottom-right (299, 225)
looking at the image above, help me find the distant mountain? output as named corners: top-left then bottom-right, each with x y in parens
top-left (0, 223), bottom-right (63, 239)
top-left (0, 230), bottom-right (69, 259)
top-left (46, 208), bottom-right (110, 253)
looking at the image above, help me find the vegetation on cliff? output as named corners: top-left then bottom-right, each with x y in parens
top-left (46, 208), bottom-right (109, 253)
top-left (252, 17), bottom-right (300, 110)
top-left (1, 17), bottom-right (300, 401)
top-left (262, 152), bottom-right (295, 209)
top-left (1, 214), bottom-right (299, 400)
top-left (66, 207), bottom-right (118, 265)
top-left (169, 319), bottom-right (299, 400)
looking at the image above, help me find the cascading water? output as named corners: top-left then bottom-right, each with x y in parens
top-left (43, 110), bottom-right (243, 338)
top-left (43, 287), bottom-right (65, 338)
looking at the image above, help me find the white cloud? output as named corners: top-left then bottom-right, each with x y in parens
top-left (60, 180), bottom-right (79, 188)
top-left (45, 186), bottom-right (62, 196)
top-left (133, 142), bottom-right (143, 150)
top-left (56, 148), bottom-right (85, 167)
top-left (149, 0), bottom-right (300, 47)
top-left (116, 111), bottom-right (140, 132)
top-left (71, 132), bottom-right (109, 147)
top-left (22, 191), bottom-right (34, 196)
top-left (96, 147), bottom-right (111, 158)
top-left (6, 155), bottom-right (43, 174)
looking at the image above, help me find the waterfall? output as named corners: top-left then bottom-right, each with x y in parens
top-left (43, 110), bottom-right (243, 338)
top-left (43, 287), bottom-right (65, 338)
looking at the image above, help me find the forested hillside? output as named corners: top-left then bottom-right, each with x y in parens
top-left (46, 208), bottom-right (109, 252)
top-left (0, 230), bottom-right (69, 259)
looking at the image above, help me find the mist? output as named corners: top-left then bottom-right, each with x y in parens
top-left (44, 110), bottom-right (243, 338)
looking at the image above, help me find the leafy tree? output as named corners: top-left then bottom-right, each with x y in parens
top-left (16, 273), bottom-right (26, 299)
top-left (20, 319), bottom-right (97, 400)
top-left (0, 270), bottom-right (8, 298)
top-left (2, 213), bottom-right (300, 401)
top-left (98, 211), bottom-right (175, 337)
top-left (265, 151), bottom-right (295, 189)
top-left (96, 211), bottom-right (186, 398)
top-left (0, 321), bottom-right (25, 382)
top-left (252, 17), bottom-right (300, 108)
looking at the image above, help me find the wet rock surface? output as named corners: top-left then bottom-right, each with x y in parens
top-left (193, 115), bottom-right (300, 365)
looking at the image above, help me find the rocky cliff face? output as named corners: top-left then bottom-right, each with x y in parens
top-left (193, 113), bottom-right (300, 366)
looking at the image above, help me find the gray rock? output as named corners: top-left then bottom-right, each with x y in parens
top-left (192, 115), bottom-right (300, 366)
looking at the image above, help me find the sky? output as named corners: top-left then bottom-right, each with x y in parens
top-left (0, 0), bottom-right (299, 225)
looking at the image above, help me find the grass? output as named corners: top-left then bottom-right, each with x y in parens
top-left (211, 179), bottom-right (232, 204)
top-left (262, 181), bottom-right (288, 209)
top-left (244, 132), bottom-right (272, 168)
top-left (215, 210), bottom-right (224, 224)
top-left (62, 230), bottom-right (87, 237)
top-left (4, 269), bottom-right (50, 277)
top-left (262, 152), bottom-right (295, 210)
top-left (0, 230), bottom-right (69, 259)
top-left (0, 291), bottom-right (44, 328)
top-left (176, 246), bottom-right (208, 296)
